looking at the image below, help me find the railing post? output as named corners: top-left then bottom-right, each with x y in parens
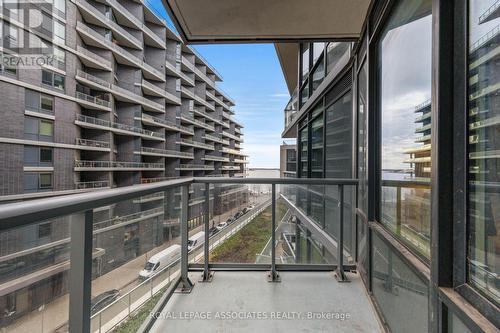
top-left (200, 182), bottom-right (213, 282)
top-left (295, 219), bottom-right (302, 263)
top-left (335, 185), bottom-right (349, 282)
top-left (268, 184), bottom-right (280, 282)
top-left (178, 185), bottom-right (194, 293)
top-left (68, 210), bottom-right (93, 333)
top-left (396, 186), bottom-right (402, 235)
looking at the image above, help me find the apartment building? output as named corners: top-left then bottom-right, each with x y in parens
top-left (279, 142), bottom-right (296, 178)
top-left (0, 0), bottom-right (247, 322)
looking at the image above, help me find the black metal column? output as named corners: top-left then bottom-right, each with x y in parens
top-left (268, 184), bottom-right (280, 282)
top-left (200, 182), bottom-right (213, 282)
top-left (335, 185), bottom-right (349, 282)
top-left (178, 185), bottom-right (194, 292)
top-left (68, 210), bottom-right (93, 333)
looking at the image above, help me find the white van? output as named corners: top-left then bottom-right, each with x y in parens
top-left (188, 231), bottom-right (205, 252)
top-left (138, 244), bottom-right (181, 280)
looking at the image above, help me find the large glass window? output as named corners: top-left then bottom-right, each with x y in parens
top-left (325, 92), bottom-right (353, 178)
top-left (301, 44), bottom-right (310, 83)
top-left (24, 116), bottom-right (54, 142)
top-left (372, 233), bottom-right (429, 333)
top-left (467, 0), bottom-right (500, 306)
top-left (378, 0), bottom-right (432, 259)
top-left (299, 126), bottom-right (308, 178)
top-left (358, 60), bottom-right (368, 214)
top-left (310, 110), bottom-right (324, 178)
top-left (326, 42), bottom-right (350, 74)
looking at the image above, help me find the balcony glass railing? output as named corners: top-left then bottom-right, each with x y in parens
top-left (75, 91), bottom-right (111, 108)
top-left (75, 180), bottom-right (110, 189)
top-left (76, 114), bottom-right (165, 139)
top-left (0, 178), bottom-right (356, 333)
top-left (75, 138), bottom-right (110, 149)
top-left (74, 160), bottom-right (164, 170)
top-left (141, 147), bottom-right (194, 159)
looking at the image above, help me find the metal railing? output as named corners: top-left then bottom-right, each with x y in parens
top-left (75, 180), bottom-right (110, 190)
top-left (74, 160), bottom-right (164, 170)
top-left (76, 45), bottom-right (112, 69)
top-left (76, 114), bottom-right (165, 139)
top-left (76, 69), bottom-right (111, 89)
top-left (141, 114), bottom-right (193, 134)
top-left (75, 138), bottom-right (110, 149)
top-left (141, 147), bottom-right (194, 158)
top-left (75, 91), bottom-right (111, 108)
top-left (177, 164), bottom-right (215, 170)
top-left (0, 177), bottom-right (357, 332)
top-left (178, 138), bottom-right (215, 150)
top-left (479, 0), bottom-right (500, 23)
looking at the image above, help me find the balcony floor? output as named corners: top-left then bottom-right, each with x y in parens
top-left (150, 271), bottom-right (382, 333)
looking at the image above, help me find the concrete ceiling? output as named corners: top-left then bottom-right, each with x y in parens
top-left (162, 0), bottom-right (371, 43)
top-left (274, 43), bottom-right (299, 95)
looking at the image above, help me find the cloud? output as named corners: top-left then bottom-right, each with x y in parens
top-left (269, 93), bottom-right (290, 98)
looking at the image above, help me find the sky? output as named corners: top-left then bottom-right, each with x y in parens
top-left (147, 0), bottom-right (291, 169)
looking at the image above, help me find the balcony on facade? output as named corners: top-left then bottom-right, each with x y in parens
top-left (76, 115), bottom-right (165, 141)
top-left (179, 112), bottom-right (216, 131)
top-left (141, 147), bottom-right (194, 159)
top-left (76, 22), bottom-right (164, 82)
top-left (74, 160), bottom-right (164, 171)
top-left (178, 138), bottom-right (215, 150)
top-left (175, 164), bottom-right (215, 171)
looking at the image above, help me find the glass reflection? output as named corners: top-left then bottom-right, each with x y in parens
top-left (378, 0), bottom-right (432, 259)
top-left (467, 0), bottom-right (500, 306)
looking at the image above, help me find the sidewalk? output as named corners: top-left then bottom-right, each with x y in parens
top-left (4, 194), bottom-right (268, 333)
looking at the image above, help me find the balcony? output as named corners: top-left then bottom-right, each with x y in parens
top-left (178, 138), bottom-right (215, 150)
top-left (222, 131), bottom-right (241, 141)
top-left (179, 113), bottom-right (215, 131)
top-left (75, 115), bottom-right (165, 141)
top-left (75, 138), bottom-right (111, 152)
top-left (0, 178), bottom-right (384, 333)
top-left (142, 79), bottom-right (181, 105)
top-left (74, 160), bottom-right (164, 171)
top-left (76, 22), bottom-right (164, 82)
top-left (203, 155), bottom-right (230, 162)
top-left (75, 0), bottom-right (142, 50)
top-left (175, 164), bottom-right (215, 171)
top-left (203, 133), bottom-right (224, 143)
top-left (75, 91), bottom-right (111, 111)
top-left (141, 147), bottom-right (194, 159)
top-left (75, 180), bottom-right (110, 190)
top-left (112, 84), bottom-right (166, 113)
top-left (141, 114), bottom-right (194, 135)
top-left (75, 45), bottom-right (112, 71)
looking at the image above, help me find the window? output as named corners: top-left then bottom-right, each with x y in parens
top-left (25, 89), bottom-right (54, 115)
top-left (326, 42), bottom-right (350, 74)
top-left (312, 42), bottom-right (325, 64)
top-left (24, 116), bottom-right (54, 141)
top-left (358, 60), bottom-right (368, 214)
top-left (24, 172), bottom-right (53, 192)
top-left (378, 0), bottom-right (432, 259)
top-left (325, 92), bottom-right (353, 178)
top-left (311, 58), bottom-right (325, 93)
top-left (42, 70), bottom-right (65, 90)
top-left (24, 146), bottom-right (53, 166)
top-left (310, 110), bottom-right (323, 178)
top-left (299, 126), bottom-right (308, 178)
top-left (301, 44), bottom-right (310, 83)
top-left (38, 223), bottom-right (52, 238)
top-left (54, 0), bottom-right (66, 16)
top-left (300, 80), bottom-right (309, 107)
top-left (54, 20), bottom-right (65, 44)
top-left (467, 0), bottom-right (500, 306)
top-left (3, 22), bottom-right (18, 49)
top-left (39, 173), bottom-right (53, 189)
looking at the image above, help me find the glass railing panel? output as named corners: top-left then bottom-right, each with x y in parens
top-left (90, 187), bottom-right (183, 332)
top-left (381, 180), bottom-right (431, 259)
top-left (0, 213), bottom-right (81, 333)
top-left (208, 183), bottom-right (269, 264)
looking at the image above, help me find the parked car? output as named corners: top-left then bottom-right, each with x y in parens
top-left (226, 217), bottom-right (234, 224)
top-left (91, 289), bottom-right (120, 315)
top-left (209, 227), bottom-right (219, 237)
top-left (216, 222), bottom-right (228, 230)
top-left (242, 208), bottom-right (248, 214)
top-left (234, 211), bottom-right (242, 220)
